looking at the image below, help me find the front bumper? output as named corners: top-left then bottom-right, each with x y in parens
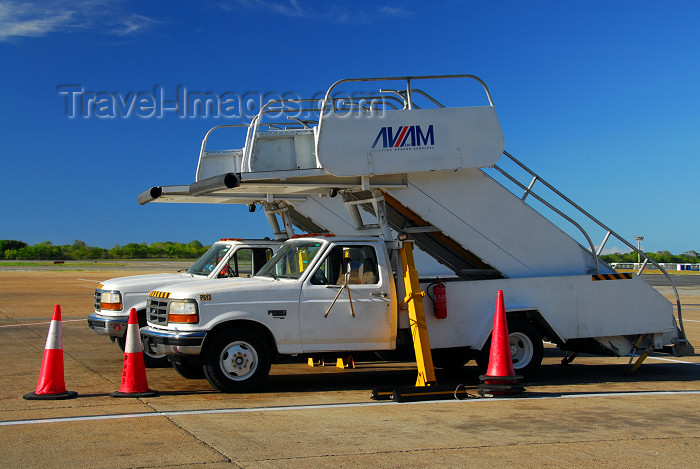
top-left (87, 312), bottom-right (128, 338)
top-left (140, 326), bottom-right (206, 355)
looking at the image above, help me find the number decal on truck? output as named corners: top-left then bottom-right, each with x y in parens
top-left (200, 293), bottom-right (212, 301)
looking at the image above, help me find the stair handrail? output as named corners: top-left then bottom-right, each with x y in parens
top-left (240, 97), bottom-right (404, 172)
top-left (321, 74), bottom-right (494, 111)
top-left (242, 99), bottom-right (343, 172)
top-left (493, 150), bottom-right (687, 342)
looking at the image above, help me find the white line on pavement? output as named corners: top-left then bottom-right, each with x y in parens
top-left (0, 319), bottom-right (85, 328)
top-left (646, 356), bottom-right (700, 365)
top-left (2, 390), bottom-right (700, 427)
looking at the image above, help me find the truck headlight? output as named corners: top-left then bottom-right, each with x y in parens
top-left (100, 290), bottom-right (122, 310)
top-left (168, 300), bottom-right (199, 323)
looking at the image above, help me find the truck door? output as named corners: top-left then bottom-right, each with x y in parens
top-left (299, 244), bottom-right (393, 352)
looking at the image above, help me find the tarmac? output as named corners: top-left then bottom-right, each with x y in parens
top-left (1, 268), bottom-right (699, 468)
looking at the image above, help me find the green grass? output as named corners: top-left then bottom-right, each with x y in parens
top-left (0, 261), bottom-right (128, 267)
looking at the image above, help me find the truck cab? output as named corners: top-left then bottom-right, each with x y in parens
top-left (88, 238), bottom-right (279, 366)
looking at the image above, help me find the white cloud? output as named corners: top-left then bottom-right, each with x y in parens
top-left (0, 0), bottom-right (157, 42)
top-left (269, 0), bottom-right (305, 17)
top-left (377, 6), bottom-right (411, 17)
top-left (0, 2), bottom-right (74, 40)
top-left (226, 0), bottom-right (414, 23)
top-left (112, 14), bottom-right (156, 36)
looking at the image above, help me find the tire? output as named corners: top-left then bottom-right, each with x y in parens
top-left (477, 319), bottom-right (543, 378)
top-left (170, 357), bottom-right (206, 379)
top-left (203, 329), bottom-right (271, 393)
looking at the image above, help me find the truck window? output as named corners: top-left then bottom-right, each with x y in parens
top-left (257, 241), bottom-right (323, 280)
top-left (188, 244), bottom-right (232, 276)
top-left (220, 247), bottom-right (274, 278)
top-left (310, 245), bottom-right (379, 285)
top-left (251, 248), bottom-right (274, 274)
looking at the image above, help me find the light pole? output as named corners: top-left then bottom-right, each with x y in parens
top-left (635, 236), bottom-right (644, 266)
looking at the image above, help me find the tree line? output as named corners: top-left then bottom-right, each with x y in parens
top-left (1, 239), bottom-right (698, 264)
top-left (0, 240), bottom-right (209, 260)
top-left (600, 250), bottom-right (700, 265)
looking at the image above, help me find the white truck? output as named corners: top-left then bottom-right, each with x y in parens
top-left (138, 74), bottom-right (693, 391)
top-left (140, 233), bottom-right (679, 393)
top-left (88, 239), bottom-right (279, 368)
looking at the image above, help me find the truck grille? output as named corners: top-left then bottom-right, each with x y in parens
top-left (94, 289), bottom-right (101, 311)
top-left (147, 297), bottom-right (169, 325)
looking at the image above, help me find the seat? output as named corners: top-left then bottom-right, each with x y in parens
top-left (362, 257), bottom-right (378, 284)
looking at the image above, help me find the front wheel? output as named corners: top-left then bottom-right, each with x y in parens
top-left (477, 319), bottom-right (543, 378)
top-left (203, 329), bottom-right (271, 393)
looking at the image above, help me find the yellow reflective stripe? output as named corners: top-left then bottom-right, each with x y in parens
top-left (592, 273), bottom-right (633, 281)
top-left (148, 290), bottom-right (171, 298)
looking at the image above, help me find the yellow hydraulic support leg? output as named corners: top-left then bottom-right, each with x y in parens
top-left (623, 351), bottom-right (649, 376)
top-left (623, 335), bottom-right (650, 376)
top-left (399, 241), bottom-right (437, 387)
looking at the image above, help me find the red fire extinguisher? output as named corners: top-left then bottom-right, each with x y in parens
top-left (427, 279), bottom-right (447, 319)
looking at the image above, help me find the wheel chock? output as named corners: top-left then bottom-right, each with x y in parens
top-left (391, 385), bottom-right (475, 402)
top-left (477, 379), bottom-right (526, 398)
top-left (336, 355), bottom-right (355, 369)
top-left (370, 387), bottom-right (394, 401)
top-left (307, 357), bottom-right (325, 367)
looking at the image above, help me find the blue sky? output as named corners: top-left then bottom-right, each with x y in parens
top-left (0, 0), bottom-right (698, 254)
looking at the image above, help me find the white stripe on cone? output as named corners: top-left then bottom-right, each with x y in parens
top-left (45, 319), bottom-right (63, 350)
top-left (124, 322), bottom-right (143, 353)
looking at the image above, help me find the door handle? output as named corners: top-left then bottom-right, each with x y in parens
top-left (371, 291), bottom-right (388, 298)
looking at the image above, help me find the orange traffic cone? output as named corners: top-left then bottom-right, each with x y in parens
top-left (24, 305), bottom-right (78, 400)
top-left (110, 308), bottom-right (158, 398)
top-left (478, 290), bottom-right (525, 398)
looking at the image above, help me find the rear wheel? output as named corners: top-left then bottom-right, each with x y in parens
top-left (203, 329), bottom-right (271, 393)
top-left (477, 319), bottom-right (543, 378)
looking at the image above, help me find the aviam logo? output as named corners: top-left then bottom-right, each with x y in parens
top-left (371, 125), bottom-right (434, 149)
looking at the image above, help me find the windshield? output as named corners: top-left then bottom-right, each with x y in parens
top-left (186, 244), bottom-right (232, 276)
top-left (256, 240), bottom-right (324, 280)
